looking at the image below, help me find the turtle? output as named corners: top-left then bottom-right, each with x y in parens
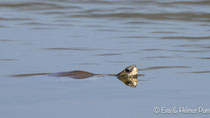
top-left (11, 65), bottom-right (143, 88)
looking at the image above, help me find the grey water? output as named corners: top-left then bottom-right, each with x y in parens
top-left (1, 0), bottom-right (210, 118)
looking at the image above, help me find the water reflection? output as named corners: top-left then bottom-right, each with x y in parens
top-left (11, 73), bottom-right (50, 77)
top-left (117, 76), bottom-right (138, 88)
top-left (140, 66), bottom-right (190, 71)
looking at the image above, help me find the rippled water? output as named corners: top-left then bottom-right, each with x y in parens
top-left (1, 0), bottom-right (210, 118)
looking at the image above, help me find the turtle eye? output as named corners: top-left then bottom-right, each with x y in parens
top-left (125, 81), bottom-right (131, 85)
top-left (125, 68), bottom-right (132, 73)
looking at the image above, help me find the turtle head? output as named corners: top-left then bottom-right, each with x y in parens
top-left (117, 65), bottom-right (138, 77)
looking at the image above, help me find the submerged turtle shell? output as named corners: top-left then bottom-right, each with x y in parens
top-left (56, 70), bottom-right (95, 79)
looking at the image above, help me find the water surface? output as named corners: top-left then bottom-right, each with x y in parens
top-left (1, 0), bottom-right (210, 118)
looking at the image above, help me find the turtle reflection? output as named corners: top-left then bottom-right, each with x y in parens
top-left (117, 75), bottom-right (138, 88)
